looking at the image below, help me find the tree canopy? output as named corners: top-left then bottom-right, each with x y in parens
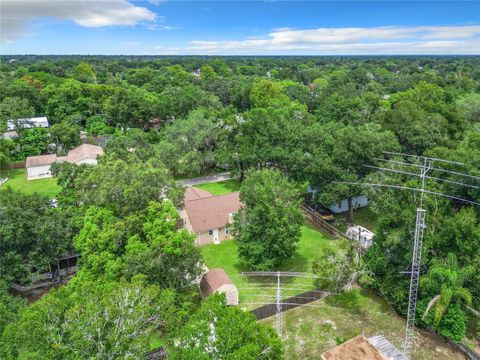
top-left (233, 169), bottom-right (303, 270)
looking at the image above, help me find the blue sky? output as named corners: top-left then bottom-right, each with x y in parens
top-left (1, 1), bottom-right (480, 55)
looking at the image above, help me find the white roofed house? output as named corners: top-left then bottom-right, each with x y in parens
top-left (7, 116), bottom-right (49, 131)
top-left (2, 116), bottom-right (50, 140)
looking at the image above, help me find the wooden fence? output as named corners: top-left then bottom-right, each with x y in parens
top-left (251, 288), bottom-right (329, 321)
top-left (301, 204), bottom-right (351, 241)
top-left (5, 161), bottom-right (25, 169)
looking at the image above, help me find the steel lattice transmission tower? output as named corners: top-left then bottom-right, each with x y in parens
top-left (403, 158), bottom-right (430, 354)
top-left (336, 151), bottom-right (480, 358)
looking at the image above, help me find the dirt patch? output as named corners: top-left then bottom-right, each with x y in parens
top-left (322, 336), bottom-right (386, 360)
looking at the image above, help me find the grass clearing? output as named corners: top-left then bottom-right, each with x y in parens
top-left (201, 224), bottom-right (338, 307)
top-left (261, 287), bottom-right (465, 360)
top-left (335, 206), bottom-right (377, 233)
top-left (195, 179), bottom-right (241, 195)
top-left (0, 168), bottom-right (61, 199)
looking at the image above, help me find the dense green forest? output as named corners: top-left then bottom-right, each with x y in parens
top-left (0, 56), bottom-right (479, 357)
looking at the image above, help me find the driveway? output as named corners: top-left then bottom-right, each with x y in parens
top-left (178, 172), bottom-right (231, 186)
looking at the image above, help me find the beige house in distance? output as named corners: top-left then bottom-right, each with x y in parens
top-left (180, 187), bottom-right (241, 245)
top-left (26, 144), bottom-right (104, 180)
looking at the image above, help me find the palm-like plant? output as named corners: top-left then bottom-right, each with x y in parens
top-left (421, 253), bottom-right (474, 326)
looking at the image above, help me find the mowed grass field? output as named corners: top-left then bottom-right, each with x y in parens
top-left (201, 224), bottom-right (338, 307)
top-left (0, 168), bottom-right (61, 199)
top-left (195, 179), bottom-right (241, 195)
top-left (261, 288), bottom-right (465, 360)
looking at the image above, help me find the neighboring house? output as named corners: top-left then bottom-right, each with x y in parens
top-left (63, 143), bottom-right (104, 165)
top-left (307, 186), bottom-right (368, 214)
top-left (199, 268), bottom-right (239, 305)
top-left (25, 154), bottom-right (57, 180)
top-left (25, 144), bottom-right (103, 180)
top-left (321, 335), bottom-right (407, 360)
top-left (7, 116), bottom-right (49, 131)
top-left (328, 196), bottom-right (368, 214)
top-left (180, 187), bottom-right (241, 245)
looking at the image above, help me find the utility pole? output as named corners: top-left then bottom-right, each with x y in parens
top-left (276, 270), bottom-right (282, 337)
top-left (242, 271), bottom-right (318, 338)
top-left (335, 151), bottom-right (479, 358)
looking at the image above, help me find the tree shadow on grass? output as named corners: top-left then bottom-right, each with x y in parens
top-left (220, 179), bottom-right (241, 193)
top-left (232, 252), bottom-right (312, 288)
top-left (281, 252), bottom-right (309, 273)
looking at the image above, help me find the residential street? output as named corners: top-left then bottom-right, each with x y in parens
top-left (178, 172), bottom-right (231, 186)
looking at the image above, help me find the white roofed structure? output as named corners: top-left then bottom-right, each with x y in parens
top-left (7, 116), bottom-right (49, 131)
top-left (346, 225), bottom-right (375, 250)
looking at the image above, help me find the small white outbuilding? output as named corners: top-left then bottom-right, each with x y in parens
top-left (346, 225), bottom-right (375, 250)
top-left (199, 268), bottom-right (239, 306)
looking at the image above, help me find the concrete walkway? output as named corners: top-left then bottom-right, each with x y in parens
top-left (178, 172), bottom-right (232, 186)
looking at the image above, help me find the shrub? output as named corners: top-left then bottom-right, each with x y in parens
top-left (435, 303), bottom-right (466, 342)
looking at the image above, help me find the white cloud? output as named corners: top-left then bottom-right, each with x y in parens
top-left (147, 24), bottom-right (180, 31)
top-left (121, 41), bottom-right (141, 46)
top-left (1, 0), bottom-right (157, 42)
top-left (187, 25), bottom-right (480, 54)
top-left (148, 0), bottom-right (166, 5)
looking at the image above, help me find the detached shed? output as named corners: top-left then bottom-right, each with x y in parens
top-left (346, 225), bottom-right (375, 250)
top-left (200, 268), bottom-right (239, 305)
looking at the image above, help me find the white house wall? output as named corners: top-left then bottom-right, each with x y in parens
top-left (27, 165), bottom-right (52, 180)
top-left (328, 196), bottom-right (369, 214)
top-left (75, 158), bottom-right (98, 165)
top-left (307, 186), bottom-right (368, 214)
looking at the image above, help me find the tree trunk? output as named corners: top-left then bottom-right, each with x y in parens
top-left (239, 161), bottom-right (245, 181)
top-left (348, 197), bottom-right (354, 225)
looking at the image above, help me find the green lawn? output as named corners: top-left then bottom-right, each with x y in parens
top-left (195, 179), bottom-right (241, 195)
top-left (335, 206), bottom-right (377, 233)
top-left (261, 288), bottom-right (465, 360)
top-left (201, 224), bottom-right (338, 307)
top-left (0, 168), bottom-right (61, 199)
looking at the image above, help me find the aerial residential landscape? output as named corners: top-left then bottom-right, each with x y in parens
top-left (1, 1), bottom-right (479, 359)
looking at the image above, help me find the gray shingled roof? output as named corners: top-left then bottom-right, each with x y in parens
top-left (368, 335), bottom-right (408, 360)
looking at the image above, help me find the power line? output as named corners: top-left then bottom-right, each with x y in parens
top-left (242, 271), bottom-right (317, 278)
top-left (337, 151), bottom-right (479, 358)
top-left (334, 182), bottom-right (480, 206)
top-left (242, 302), bottom-right (348, 312)
top-left (364, 165), bottom-right (480, 189)
top-left (383, 151), bottom-right (464, 165)
top-left (238, 287), bottom-right (326, 293)
top-left (373, 157), bottom-right (480, 182)
top-left (241, 271), bottom-right (321, 338)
